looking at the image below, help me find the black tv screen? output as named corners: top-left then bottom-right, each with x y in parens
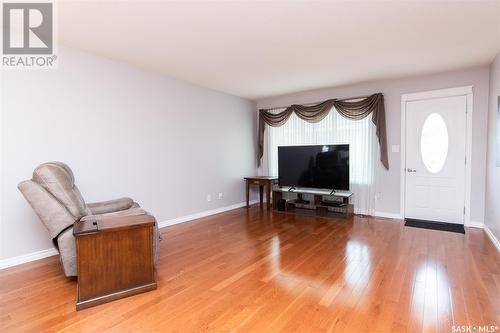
top-left (278, 145), bottom-right (349, 190)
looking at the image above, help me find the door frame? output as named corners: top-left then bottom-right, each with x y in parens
top-left (400, 86), bottom-right (473, 225)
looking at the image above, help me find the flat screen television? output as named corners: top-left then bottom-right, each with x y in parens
top-left (278, 144), bottom-right (349, 190)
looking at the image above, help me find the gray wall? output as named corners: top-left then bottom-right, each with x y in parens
top-left (0, 47), bottom-right (257, 260)
top-left (485, 52), bottom-right (500, 242)
top-left (257, 66), bottom-right (490, 221)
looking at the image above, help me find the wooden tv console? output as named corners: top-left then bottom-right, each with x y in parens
top-left (272, 187), bottom-right (353, 218)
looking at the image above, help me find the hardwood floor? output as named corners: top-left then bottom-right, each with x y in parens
top-left (1, 205), bottom-right (499, 332)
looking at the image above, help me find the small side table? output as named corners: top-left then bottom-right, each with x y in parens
top-left (244, 176), bottom-right (278, 209)
top-left (73, 214), bottom-right (157, 310)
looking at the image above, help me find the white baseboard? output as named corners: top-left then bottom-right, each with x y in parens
top-left (372, 211), bottom-right (403, 220)
top-left (158, 200), bottom-right (259, 229)
top-left (484, 224), bottom-right (500, 253)
top-left (0, 248), bottom-right (58, 270)
top-left (465, 221), bottom-right (484, 229)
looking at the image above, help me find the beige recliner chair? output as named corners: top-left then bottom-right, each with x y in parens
top-left (18, 161), bottom-right (160, 277)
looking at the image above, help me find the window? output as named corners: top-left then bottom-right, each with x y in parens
top-left (420, 113), bottom-right (448, 174)
top-left (265, 107), bottom-right (376, 214)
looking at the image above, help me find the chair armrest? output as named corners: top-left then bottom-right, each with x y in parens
top-left (87, 197), bottom-right (134, 215)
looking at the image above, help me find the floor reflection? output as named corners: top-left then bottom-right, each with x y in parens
top-left (268, 235), bottom-right (281, 277)
top-left (345, 240), bottom-right (372, 288)
top-left (412, 260), bottom-right (451, 329)
top-left (266, 236), bottom-right (375, 307)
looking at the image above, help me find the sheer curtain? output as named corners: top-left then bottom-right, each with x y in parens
top-left (266, 107), bottom-right (376, 214)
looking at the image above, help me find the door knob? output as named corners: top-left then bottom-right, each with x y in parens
top-left (407, 168), bottom-right (416, 173)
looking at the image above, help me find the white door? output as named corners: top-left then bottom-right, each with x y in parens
top-left (404, 96), bottom-right (466, 224)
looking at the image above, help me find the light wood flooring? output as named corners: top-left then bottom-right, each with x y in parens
top-left (1, 205), bottom-right (499, 332)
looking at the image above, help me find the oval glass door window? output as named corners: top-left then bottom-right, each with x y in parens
top-left (420, 113), bottom-right (449, 173)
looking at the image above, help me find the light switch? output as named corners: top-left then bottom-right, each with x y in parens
top-left (391, 145), bottom-right (400, 153)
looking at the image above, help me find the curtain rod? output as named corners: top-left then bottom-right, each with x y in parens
top-left (260, 94), bottom-right (372, 112)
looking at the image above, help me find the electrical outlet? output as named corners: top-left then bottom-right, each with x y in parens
top-left (206, 194), bottom-right (212, 202)
top-left (218, 193), bottom-right (223, 200)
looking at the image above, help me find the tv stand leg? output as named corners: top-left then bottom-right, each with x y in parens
top-left (296, 193), bottom-right (310, 204)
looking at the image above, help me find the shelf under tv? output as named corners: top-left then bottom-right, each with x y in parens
top-left (272, 186), bottom-right (353, 219)
top-left (273, 186), bottom-right (353, 197)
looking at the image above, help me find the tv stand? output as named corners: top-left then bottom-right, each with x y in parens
top-left (320, 199), bottom-right (347, 207)
top-left (295, 193), bottom-right (310, 204)
top-left (272, 186), bottom-right (353, 218)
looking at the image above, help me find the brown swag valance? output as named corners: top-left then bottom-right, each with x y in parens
top-left (258, 93), bottom-right (389, 170)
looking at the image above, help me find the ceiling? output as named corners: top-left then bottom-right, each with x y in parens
top-left (59, 1), bottom-right (500, 100)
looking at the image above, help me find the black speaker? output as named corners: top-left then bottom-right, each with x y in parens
top-left (277, 199), bottom-right (287, 211)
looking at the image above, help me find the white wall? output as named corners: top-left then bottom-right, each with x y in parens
top-left (257, 66), bottom-right (490, 222)
top-left (485, 52), bottom-right (500, 243)
top-left (0, 47), bottom-right (257, 260)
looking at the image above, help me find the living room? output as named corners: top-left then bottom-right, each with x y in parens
top-left (1, 1), bottom-right (499, 332)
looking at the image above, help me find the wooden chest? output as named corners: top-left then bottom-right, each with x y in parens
top-left (73, 214), bottom-right (157, 310)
